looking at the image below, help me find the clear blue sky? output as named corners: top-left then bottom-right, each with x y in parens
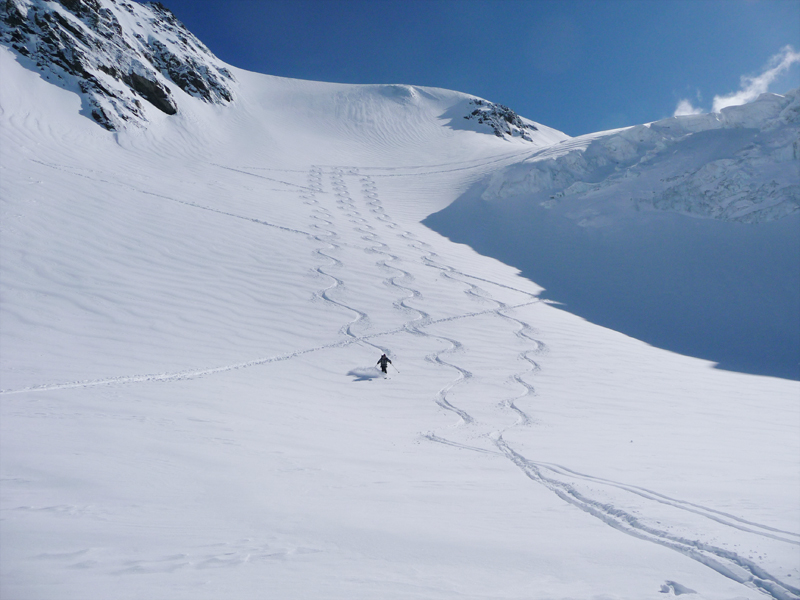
top-left (149, 0), bottom-right (800, 136)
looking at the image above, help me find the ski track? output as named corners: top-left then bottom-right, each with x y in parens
top-left (305, 167), bottom-right (362, 342)
top-left (310, 144), bottom-right (548, 180)
top-left (9, 158), bottom-right (797, 599)
top-left (495, 436), bottom-right (800, 600)
top-left (29, 159), bottom-right (313, 236)
top-left (336, 166), bottom-right (799, 600)
top-left (0, 159), bottom-right (535, 397)
top-left (350, 168), bottom-right (481, 426)
top-left (307, 166), bottom-right (389, 356)
top-left (532, 461), bottom-right (800, 545)
top-left (0, 303), bottom-right (537, 396)
top-left (211, 163), bottom-right (321, 192)
top-left (352, 167), bottom-right (551, 437)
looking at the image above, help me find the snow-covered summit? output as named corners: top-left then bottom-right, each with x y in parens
top-left (0, 0), bottom-right (235, 130)
top-left (481, 88), bottom-right (799, 223)
top-left (1, 0), bottom-right (569, 151)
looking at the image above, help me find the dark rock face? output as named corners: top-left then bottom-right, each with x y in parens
top-left (126, 70), bottom-right (177, 115)
top-left (0, 0), bottom-right (235, 130)
top-left (147, 37), bottom-right (233, 104)
top-left (464, 98), bottom-right (538, 141)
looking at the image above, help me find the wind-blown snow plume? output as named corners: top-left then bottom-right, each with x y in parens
top-left (673, 47), bottom-right (800, 117)
top-left (712, 45), bottom-right (800, 112)
top-left (673, 98), bottom-right (703, 117)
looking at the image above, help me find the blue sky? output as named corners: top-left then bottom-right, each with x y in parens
top-left (152, 0), bottom-right (800, 136)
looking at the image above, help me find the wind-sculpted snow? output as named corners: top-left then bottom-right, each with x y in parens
top-left (482, 89), bottom-right (799, 223)
top-left (2, 19), bottom-right (799, 600)
top-left (0, 0), bottom-right (234, 130)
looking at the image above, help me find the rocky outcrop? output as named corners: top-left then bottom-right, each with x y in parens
top-left (0, 0), bottom-right (235, 130)
top-left (464, 98), bottom-right (539, 141)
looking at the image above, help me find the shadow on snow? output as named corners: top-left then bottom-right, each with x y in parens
top-left (347, 367), bottom-right (384, 382)
top-left (424, 184), bottom-right (800, 381)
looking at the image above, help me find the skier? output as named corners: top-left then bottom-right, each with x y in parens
top-left (376, 353), bottom-right (392, 374)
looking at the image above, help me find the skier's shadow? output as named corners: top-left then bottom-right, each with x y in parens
top-left (346, 367), bottom-right (384, 382)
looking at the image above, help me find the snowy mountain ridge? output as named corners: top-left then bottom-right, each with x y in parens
top-left (481, 88), bottom-right (800, 223)
top-left (0, 0), bottom-right (235, 130)
top-left (0, 0), bottom-right (559, 144)
top-left (3, 0), bottom-right (796, 224)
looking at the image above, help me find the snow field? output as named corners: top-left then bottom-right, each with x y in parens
top-left (2, 45), bottom-right (799, 599)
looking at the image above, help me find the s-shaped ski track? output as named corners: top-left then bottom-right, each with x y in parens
top-left (355, 164), bottom-right (800, 600)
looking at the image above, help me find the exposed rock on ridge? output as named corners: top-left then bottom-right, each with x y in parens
top-left (0, 0), bottom-right (235, 130)
top-left (464, 98), bottom-right (539, 141)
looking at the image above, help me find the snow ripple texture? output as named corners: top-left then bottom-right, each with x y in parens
top-left (1, 36), bottom-right (799, 600)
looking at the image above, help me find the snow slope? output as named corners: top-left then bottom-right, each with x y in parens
top-left (1, 4), bottom-right (799, 600)
top-left (426, 91), bottom-right (800, 380)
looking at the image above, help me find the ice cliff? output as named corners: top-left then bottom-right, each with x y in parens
top-left (481, 89), bottom-right (799, 223)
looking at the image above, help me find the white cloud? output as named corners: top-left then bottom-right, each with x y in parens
top-left (712, 45), bottom-right (800, 113)
top-left (673, 98), bottom-right (703, 117)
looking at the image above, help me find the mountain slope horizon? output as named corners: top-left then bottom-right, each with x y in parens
top-left (3, 0), bottom-right (796, 381)
top-left (2, 2), bottom-right (799, 599)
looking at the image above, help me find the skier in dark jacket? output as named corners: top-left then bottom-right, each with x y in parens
top-left (377, 354), bottom-right (392, 374)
